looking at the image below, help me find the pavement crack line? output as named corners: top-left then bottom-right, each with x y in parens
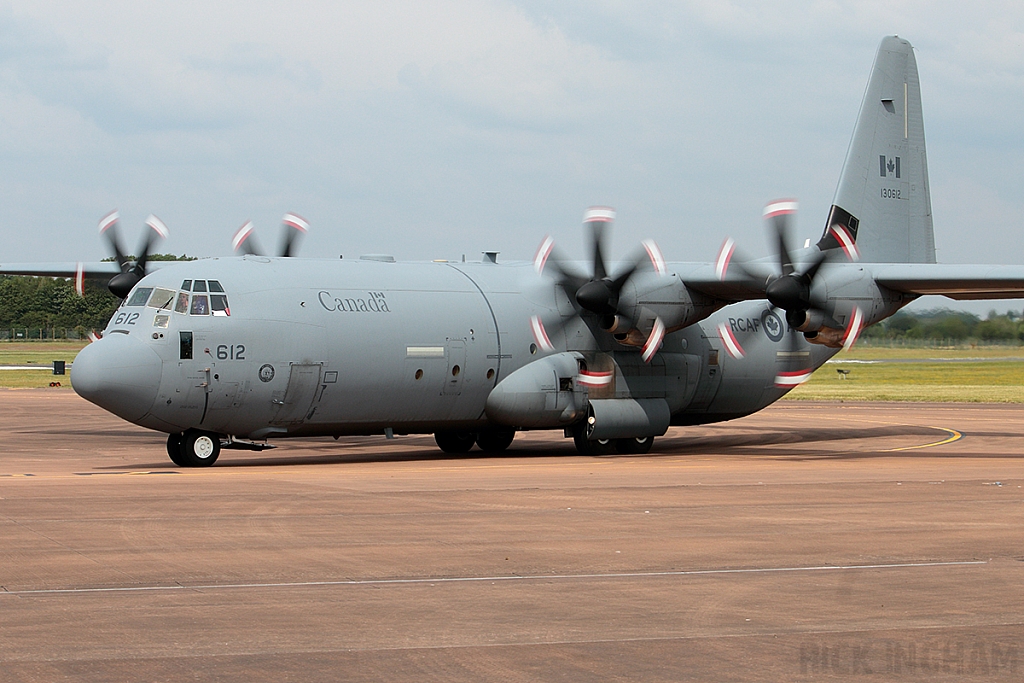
top-left (0, 560), bottom-right (988, 597)
top-left (3, 516), bottom-right (141, 584)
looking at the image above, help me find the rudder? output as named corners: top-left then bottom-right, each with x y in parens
top-left (817, 36), bottom-right (935, 263)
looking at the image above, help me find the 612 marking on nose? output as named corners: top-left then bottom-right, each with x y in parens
top-left (215, 344), bottom-right (246, 360)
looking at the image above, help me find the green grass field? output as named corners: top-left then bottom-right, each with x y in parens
top-left (3, 340), bottom-right (1024, 401)
top-left (0, 341), bottom-right (87, 389)
top-left (787, 345), bottom-right (1024, 402)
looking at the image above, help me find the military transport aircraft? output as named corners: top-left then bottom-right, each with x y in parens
top-left (3, 36), bottom-right (1024, 467)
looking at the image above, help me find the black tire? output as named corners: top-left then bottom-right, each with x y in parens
top-left (166, 433), bottom-right (188, 467)
top-left (476, 429), bottom-right (516, 453)
top-left (179, 429), bottom-right (221, 467)
top-left (615, 436), bottom-right (654, 455)
top-left (434, 431), bottom-right (476, 453)
top-left (573, 426), bottom-right (615, 455)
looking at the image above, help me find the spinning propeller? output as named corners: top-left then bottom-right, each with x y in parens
top-left (232, 213), bottom-right (309, 257)
top-left (715, 200), bottom-right (864, 387)
top-left (531, 207), bottom-right (668, 362)
top-left (92, 210), bottom-right (169, 299)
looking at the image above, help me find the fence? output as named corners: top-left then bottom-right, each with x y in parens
top-left (0, 329), bottom-right (91, 341)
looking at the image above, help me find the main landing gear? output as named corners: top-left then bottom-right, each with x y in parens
top-left (572, 424), bottom-right (654, 456)
top-left (434, 428), bottom-right (517, 454)
top-left (167, 429), bottom-right (222, 467)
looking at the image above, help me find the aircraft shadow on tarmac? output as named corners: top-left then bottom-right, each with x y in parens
top-left (87, 423), bottom-right (1006, 471)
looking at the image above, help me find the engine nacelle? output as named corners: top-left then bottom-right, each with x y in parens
top-left (788, 308), bottom-right (829, 333)
top-left (485, 352), bottom-right (587, 428)
top-left (585, 398), bottom-right (671, 440)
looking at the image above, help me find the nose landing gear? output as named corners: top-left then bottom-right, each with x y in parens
top-left (167, 429), bottom-right (222, 467)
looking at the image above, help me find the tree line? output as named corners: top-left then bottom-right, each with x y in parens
top-left (0, 255), bottom-right (193, 332)
top-left (863, 307), bottom-right (1024, 342)
top-left (1, 270), bottom-right (1022, 344)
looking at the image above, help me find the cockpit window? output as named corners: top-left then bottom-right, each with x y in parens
top-left (125, 287), bottom-right (153, 307)
top-left (174, 292), bottom-right (189, 314)
top-left (208, 280), bottom-right (224, 293)
top-left (211, 294), bottom-right (230, 316)
top-left (190, 294), bottom-right (210, 315)
top-left (181, 280), bottom-right (192, 291)
top-left (147, 288), bottom-right (175, 310)
top-left (192, 280), bottom-right (208, 293)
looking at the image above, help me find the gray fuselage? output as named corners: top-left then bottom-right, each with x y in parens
top-left (71, 255), bottom-right (837, 441)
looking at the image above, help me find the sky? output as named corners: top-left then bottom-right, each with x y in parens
top-left (0, 1), bottom-right (1022, 312)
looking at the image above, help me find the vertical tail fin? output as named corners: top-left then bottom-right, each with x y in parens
top-left (817, 36), bottom-right (935, 263)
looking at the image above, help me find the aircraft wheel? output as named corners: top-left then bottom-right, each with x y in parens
top-left (476, 429), bottom-right (515, 453)
top-left (615, 436), bottom-right (654, 455)
top-left (434, 431), bottom-right (476, 454)
top-left (572, 426), bottom-right (615, 455)
top-left (179, 429), bottom-right (221, 467)
top-left (166, 433), bottom-right (188, 467)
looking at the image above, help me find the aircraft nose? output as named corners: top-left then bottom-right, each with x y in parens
top-left (72, 334), bottom-right (163, 422)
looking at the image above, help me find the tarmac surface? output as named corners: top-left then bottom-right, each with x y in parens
top-left (1, 390), bottom-right (1022, 682)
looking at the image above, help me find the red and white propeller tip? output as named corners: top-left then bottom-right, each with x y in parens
top-left (533, 235), bottom-right (555, 275)
top-left (829, 224), bottom-right (860, 262)
top-left (232, 220), bottom-right (255, 252)
top-left (774, 369), bottom-right (813, 388)
top-left (529, 315), bottom-right (555, 353)
top-left (145, 215), bottom-right (169, 240)
top-left (578, 369), bottom-right (614, 387)
top-left (283, 212), bottom-right (309, 233)
top-left (717, 322), bottom-right (745, 359)
top-left (763, 199), bottom-right (799, 219)
top-left (74, 262), bottom-right (85, 297)
top-left (642, 239), bottom-right (666, 276)
top-left (98, 210), bottom-right (119, 234)
top-left (715, 237), bottom-right (736, 281)
top-left (583, 206), bottom-right (616, 223)
top-left (641, 317), bottom-right (666, 363)
top-left (842, 306), bottom-right (864, 351)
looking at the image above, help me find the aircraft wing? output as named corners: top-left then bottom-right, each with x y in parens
top-left (677, 263), bottom-right (772, 302)
top-left (870, 264), bottom-right (1024, 300)
top-left (0, 262), bottom-right (119, 279)
top-left (0, 261), bottom-right (174, 279)
top-left (680, 262), bottom-right (1024, 303)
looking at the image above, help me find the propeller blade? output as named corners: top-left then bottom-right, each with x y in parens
top-left (641, 239), bottom-right (666, 276)
top-left (829, 224), bottom-right (861, 262)
top-left (577, 369), bottom-right (614, 388)
top-left (773, 309), bottom-right (812, 388)
top-left (584, 206), bottom-right (614, 280)
top-left (528, 312), bottom-right (582, 354)
top-left (87, 330), bottom-right (102, 343)
top-left (74, 262), bottom-right (85, 297)
top-left (841, 306), bottom-right (865, 351)
top-left (716, 321), bottom-right (745, 359)
top-left (715, 237), bottom-right (737, 281)
top-left (534, 236), bottom-right (588, 293)
top-left (232, 220), bottom-right (261, 255)
top-left (764, 199), bottom-right (798, 277)
top-left (134, 214), bottom-right (168, 275)
top-left (774, 368), bottom-right (813, 387)
top-left (799, 248), bottom-right (829, 284)
top-left (533, 235), bottom-right (556, 275)
top-left (279, 212), bottom-right (309, 257)
top-left (98, 210), bottom-right (128, 270)
top-left (640, 317), bottom-right (666, 363)
top-left (529, 315), bottom-right (557, 353)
